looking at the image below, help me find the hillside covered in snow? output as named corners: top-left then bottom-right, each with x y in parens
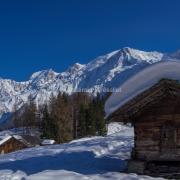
top-left (0, 47), bottom-right (180, 124)
top-left (0, 123), bottom-right (164, 179)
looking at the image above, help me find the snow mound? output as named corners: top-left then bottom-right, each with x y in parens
top-left (41, 139), bottom-right (55, 145)
top-left (0, 125), bottom-right (133, 179)
top-left (0, 123), bottom-right (165, 179)
top-left (28, 170), bottom-right (164, 180)
top-left (105, 60), bottom-right (180, 117)
top-left (107, 122), bottom-right (132, 136)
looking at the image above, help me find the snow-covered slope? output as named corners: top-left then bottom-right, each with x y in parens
top-left (105, 60), bottom-right (180, 117)
top-left (0, 47), bottom-right (179, 123)
top-left (0, 123), bottom-right (164, 179)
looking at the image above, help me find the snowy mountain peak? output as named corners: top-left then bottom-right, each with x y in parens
top-left (67, 63), bottom-right (85, 73)
top-left (0, 47), bottom-right (179, 125)
top-left (104, 49), bottom-right (121, 59)
top-left (121, 46), bottom-right (134, 52)
top-left (119, 47), bottom-right (164, 64)
top-left (30, 69), bottom-right (58, 81)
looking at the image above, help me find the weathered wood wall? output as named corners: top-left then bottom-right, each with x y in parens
top-left (0, 137), bottom-right (27, 154)
top-left (133, 96), bottom-right (180, 161)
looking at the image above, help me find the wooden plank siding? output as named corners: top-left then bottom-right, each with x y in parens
top-left (0, 137), bottom-right (27, 154)
top-left (108, 79), bottom-right (180, 162)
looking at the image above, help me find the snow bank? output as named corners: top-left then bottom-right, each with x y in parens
top-left (28, 170), bottom-right (164, 180)
top-left (0, 123), bottom-right (165, 179)
top-left (41, 139), bottom-right (55, 145)
top-left (0, 170), bottom-right (164, 180)
top-left (107, 122), bottom-right (133, 136)
top-left (105, 60), bottom-right (180, 117)
top-left (0, 124), bottom-right (134, 179)
top-left (0, 170), bottom-right (26, 179)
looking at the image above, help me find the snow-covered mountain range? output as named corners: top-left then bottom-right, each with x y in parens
top-left (0, 47), bottom-right (179, 123)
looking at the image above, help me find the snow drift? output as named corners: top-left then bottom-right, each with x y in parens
top-left (0, 123), bottom-right (163, 179)
top-left (105, 60), bottom-right (180, 117)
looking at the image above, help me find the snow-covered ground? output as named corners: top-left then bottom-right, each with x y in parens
top-left (0, 123), bottom-right (164, 179)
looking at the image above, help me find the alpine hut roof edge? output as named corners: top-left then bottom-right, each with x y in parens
top-left (107, 79), bottom-right (180, 123)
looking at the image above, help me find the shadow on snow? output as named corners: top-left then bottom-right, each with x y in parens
top-left (0, 151), bottom-right (127, 175)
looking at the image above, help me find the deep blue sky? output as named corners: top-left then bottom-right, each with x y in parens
top-left (1, 0), bottom-right (180, 81)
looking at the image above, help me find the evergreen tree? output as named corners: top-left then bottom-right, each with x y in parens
top-left (95, 94), bottom-right (107, 136)
top-left (18, 90), bottom-right (107, 142)
top-left (71, 92), bottom-right (82, 139)
top-left (53, 92), bottom-right (73, 143)
top-left (72, 92), bottom-right (92, 138)
top-left (41, 104), bottom-right (58, 140)
top-left (86, 101), bottom-right (96, 136)
top-left (12, 98), bottom-right (19, 129)
top-left (20, 95), bottom-right (38, 134)
top-left (78, 104), bottom-right (87, 138)
top-left (27, 96), bottom-right (37, 128)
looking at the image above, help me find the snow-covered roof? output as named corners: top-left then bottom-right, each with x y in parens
top-left (13, 135), bottom-right (23, 140)
top-left (105, 60), bottom-right (180, 117)
top-left (41, 139), bottom-right (55, 145)
top-left (0, 135), bottom-right (28, 146)
top-left (0, 136), bottom-right (12, 146)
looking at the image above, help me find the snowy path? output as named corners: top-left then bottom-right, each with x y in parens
top-left (0, 123), bottom-right (164, 179)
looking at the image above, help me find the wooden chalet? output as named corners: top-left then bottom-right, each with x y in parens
top-left (0, 135), bottom-right (29, 154)
top-left (108, 79), bottom-right (180, 178)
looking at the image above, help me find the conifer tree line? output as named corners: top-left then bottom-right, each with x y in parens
top-left (12, 92), bottom-right (107, 143)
